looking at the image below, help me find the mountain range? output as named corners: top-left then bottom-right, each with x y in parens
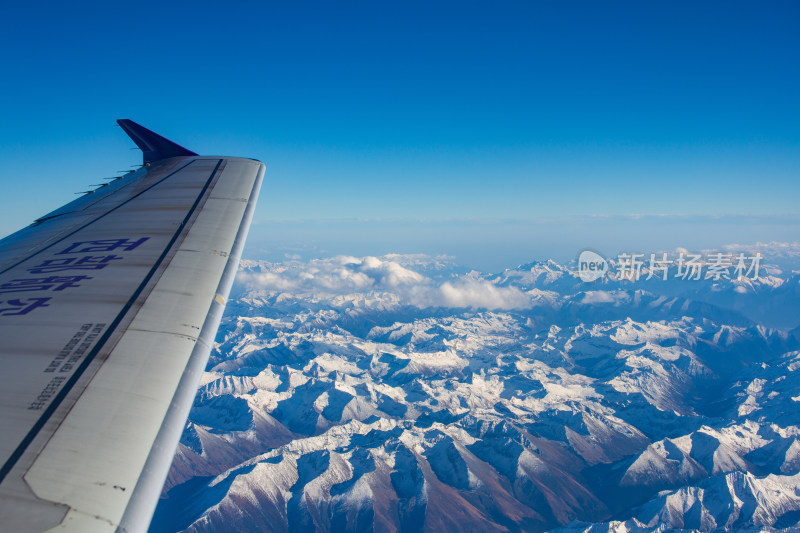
top-left (150, 246), bottom-right (800, 532)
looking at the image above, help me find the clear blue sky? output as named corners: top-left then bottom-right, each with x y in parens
top-left (1, 1), bottom-right (798, 270)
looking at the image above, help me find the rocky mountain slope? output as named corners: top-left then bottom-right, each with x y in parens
top-left (151, 248), bottom-right (800, 532)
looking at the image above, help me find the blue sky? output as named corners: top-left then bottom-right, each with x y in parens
top-left (1, 1), bottom-right (798, 270)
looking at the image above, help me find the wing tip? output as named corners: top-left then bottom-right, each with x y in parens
top-left (116, 119), bottom-right (198, 165)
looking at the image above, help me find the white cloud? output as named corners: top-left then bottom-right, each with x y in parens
top-left (244, 271), bottom-right (299, 291)
top-left (411, 280), bottom-right (532, 310)
top-left (722, 241), bottom-right (800, 253)
top-left (238, 255), bottom-right (426, 295)
top-left (356, 256), bottom-right (426, 287)
top-left (237, 255), bottom-right (531, 310)
top-left (580, 290), bottom-right (628, 305)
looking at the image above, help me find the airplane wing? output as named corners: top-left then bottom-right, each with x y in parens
top-left (0, 120), bottom-right (264, 533)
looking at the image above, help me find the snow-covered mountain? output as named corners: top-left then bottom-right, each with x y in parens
top-left (151, 247), bottom-right (800, 532)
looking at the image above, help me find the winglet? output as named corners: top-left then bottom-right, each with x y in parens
top-left (117, 119), bottom-right (198, 165)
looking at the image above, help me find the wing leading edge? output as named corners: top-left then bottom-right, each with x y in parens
top-left (0, 121), bottom-right (264, 532)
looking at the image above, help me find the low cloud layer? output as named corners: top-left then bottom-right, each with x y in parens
top-left (238, 255), bottom-right (532, 310)
top-left (240, 256), bottom-right (424, 292)
top-left (412, 280), bottom-right (532, 310)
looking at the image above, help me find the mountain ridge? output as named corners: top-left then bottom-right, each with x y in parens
top-left (151, 250), bottom-right (800, 532)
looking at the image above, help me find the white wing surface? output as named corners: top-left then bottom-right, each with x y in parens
top-left (0, 120), bottom-right (264, 533)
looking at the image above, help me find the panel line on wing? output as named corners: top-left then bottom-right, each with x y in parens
top-left (0, 159), bottom-right (197, 277)
top-left (0, 159), bottom-right (224, 484)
